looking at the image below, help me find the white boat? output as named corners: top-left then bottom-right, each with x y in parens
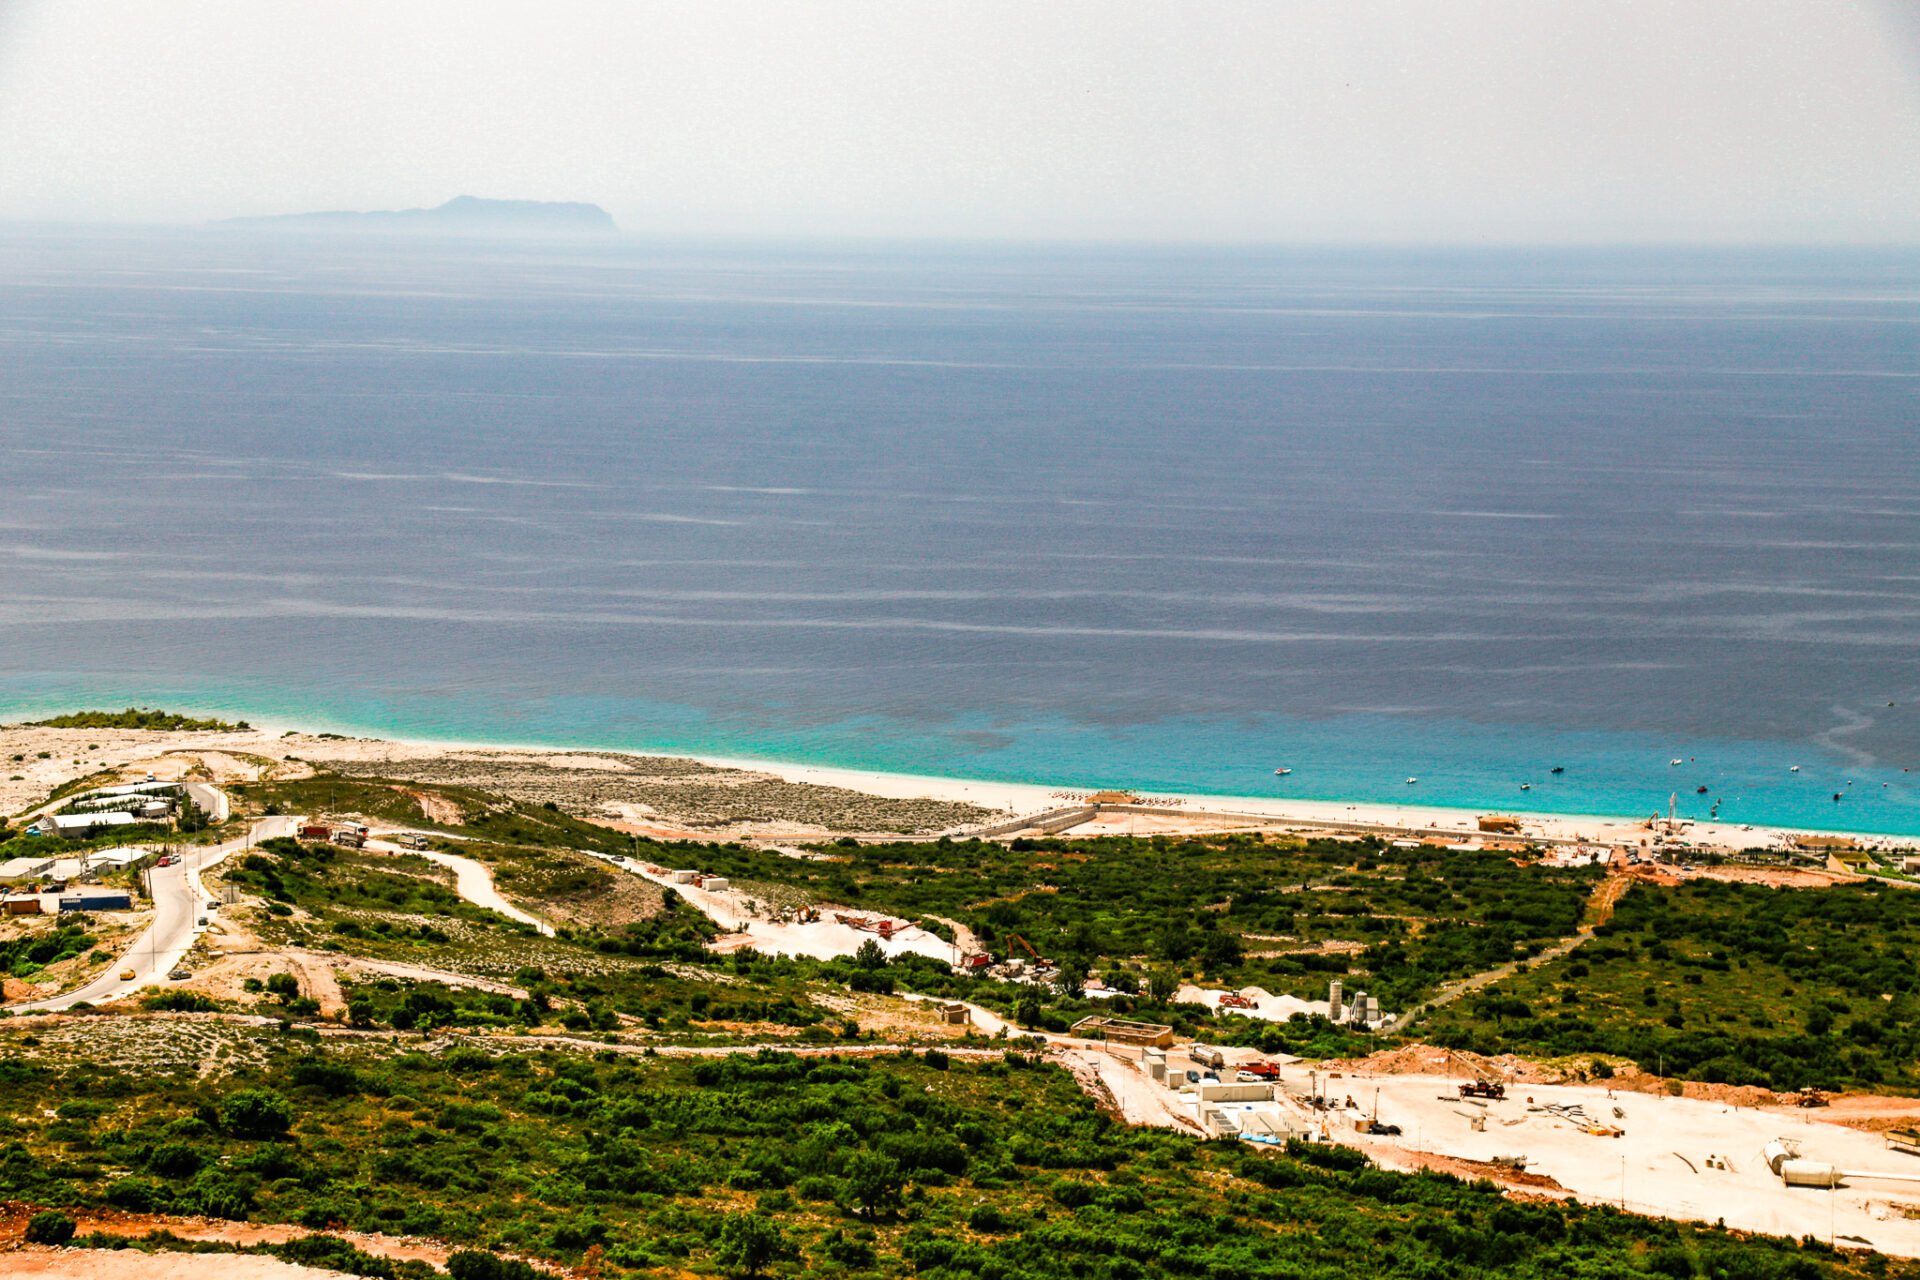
top-left (1405, 776), bottom-right (1418, 784)
top-left (1670, 758), bottom-right (1683, 766)
top-left (1273, 767), bottom-right (1291, 776)
top-left (1790, 765), bottom-right (1800, 772)
top-left (1520, 783), bottom-right (1531, 791)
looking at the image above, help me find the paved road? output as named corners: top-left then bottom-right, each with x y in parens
top-left (13, 813), bottom-right (296, 1012)
top-left (184, 780), bottom-right (229, 823)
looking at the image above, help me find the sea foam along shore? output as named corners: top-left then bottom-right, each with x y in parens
top-left (0, 716), bottom-right (1904, 852)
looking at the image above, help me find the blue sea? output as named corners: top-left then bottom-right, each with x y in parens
top-left (3, 227), bottom-right (1918, 835)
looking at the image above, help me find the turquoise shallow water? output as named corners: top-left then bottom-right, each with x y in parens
top-left (4, 232), bottom-right (1919, 837)
top-left (5, 673), bottom-right (1916, 837)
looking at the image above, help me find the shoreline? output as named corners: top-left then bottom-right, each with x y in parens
top-left (6, 709), bottom-right (1912, 850)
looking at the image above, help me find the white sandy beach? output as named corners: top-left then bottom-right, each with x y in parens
top-left (1, 719), bottom-right (1909, 851)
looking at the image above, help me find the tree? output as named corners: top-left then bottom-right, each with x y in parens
top-left (715, 1212), bottom-right (789, 1278)
top-left (220, 1088), bottom-right (293, 1140)
top-left (1015, 988), bottom-right (1045, 1028)
top-left (842, 1150), bottom-right (904, 1219)
top-left (24, 1211), bottom-right (75, 1245)
top-left (1145, 968), bottom-right (1179, 1004)
top-left (853, 938), bottom-right (887, 971)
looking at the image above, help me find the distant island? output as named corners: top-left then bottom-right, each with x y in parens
top-left (221, 194), bottom-right (617, 237)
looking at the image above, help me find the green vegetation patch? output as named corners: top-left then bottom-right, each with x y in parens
top-left (0, 1029), bottom-right (1875, 1280)
top-left (1426, 875), bottom-right (1920, 1092)
top-left (680, 833), bottom-right (1598, 1010)
top-left (25, 707), bottom-right (250, 732)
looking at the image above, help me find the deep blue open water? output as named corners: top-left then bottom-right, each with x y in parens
top-left (3, 228), bottom-right (1918, 833)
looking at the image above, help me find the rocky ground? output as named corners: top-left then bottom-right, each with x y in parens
top-left (300, 749), bottom-right (995, 836)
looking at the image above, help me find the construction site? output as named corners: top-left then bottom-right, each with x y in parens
top-left (1062, 1028), bottom-right (1920, 1257)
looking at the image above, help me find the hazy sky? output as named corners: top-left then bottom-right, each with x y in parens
top-left (3, 1), bottom-right (1919, 241)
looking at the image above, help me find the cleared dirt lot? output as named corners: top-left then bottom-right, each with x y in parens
top-left (1343, 1073), bottom-right (1920, 1255)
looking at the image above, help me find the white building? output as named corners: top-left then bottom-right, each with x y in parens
top-left (0, 856), bottom-right (56, 884)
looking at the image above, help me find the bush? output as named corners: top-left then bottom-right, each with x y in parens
top-left (24, 1211), bottom-right (75, 1245)
top-left (221, 1088), bottom-right (294, 1139)
top-left (447, 1250), bottom-right (538, 1280)
top-left (144, 990), bottom-right (218, 1013)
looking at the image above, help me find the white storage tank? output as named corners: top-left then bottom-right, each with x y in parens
top-left (1780, 1160), bottom-right (1841, 1189)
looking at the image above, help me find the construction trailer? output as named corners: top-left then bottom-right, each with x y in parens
top-left (2, 896), bottom-right (43, 916)
top-left (668, 870), bottom-right (701, 884)
top-left (938, 1002), bottom-right (969, 1026)
top-left (1068, 1016), bottom-right (1175, 1049)
top-left (59, 891), bottom-right (132, 912)
top-left (699, 876), bottom-right (731, 892)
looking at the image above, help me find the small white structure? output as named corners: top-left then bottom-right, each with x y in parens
top-left (87, 848), bottom-right (153, 871)
top-left (0, 856), bottom-right (55, 884)
top-left (668, 869), bottom-right (701, 884)
top-left (1197, 1081), bottom-right (1275, 1103)
top-left (43, 812), bottom-right (140, 838)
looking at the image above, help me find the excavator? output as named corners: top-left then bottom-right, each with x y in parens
top-left (1009, 934), bottom-right (1045, 964)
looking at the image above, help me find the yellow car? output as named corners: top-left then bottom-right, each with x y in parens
top-left (119, 969), bottom-right (135, 981)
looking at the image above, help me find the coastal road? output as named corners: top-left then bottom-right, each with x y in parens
top-left (13, 812), bottom-right (296, 1013)
top-left (184, 780), bottom-right (229, 823)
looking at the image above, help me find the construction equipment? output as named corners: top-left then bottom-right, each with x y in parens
top-left (1459, 1081), bottom-right (1507, 1101)
top-left (1793, 1088), bottom-right (1831, 1108)
top-left (1218, 991), bottom-right (1259, 1010)
top-left (1009, 934), bottom-right (1044, 963)
top-left (795, 906), bottom-right (819, 924)
top-left (1239, 1060), bottom-right (1285, 1080)
top-left (837, 913), bottom-right (901, 939)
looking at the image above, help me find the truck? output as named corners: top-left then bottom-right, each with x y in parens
top-left (1459, 1081), bottom-right (1507, 1101)
top-left (1189, 1045), bottom-right (1227, 1070)
top-left (396, 833), bottom-right (430, 850)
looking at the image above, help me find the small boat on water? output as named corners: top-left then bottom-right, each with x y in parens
top-left (1550, 766), bottom-right (1564, 774)
top-left (1669, 758), bottom-right (1683, 766)
top-left (1273, 767), bottom-right (1291, 776)
top-left (1405, 776), bottom-right (1418, 785)
top-left (1695, 785), bottom-right (1709, 794)
top-left (1520, 783), bottom-right (1531, 791)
